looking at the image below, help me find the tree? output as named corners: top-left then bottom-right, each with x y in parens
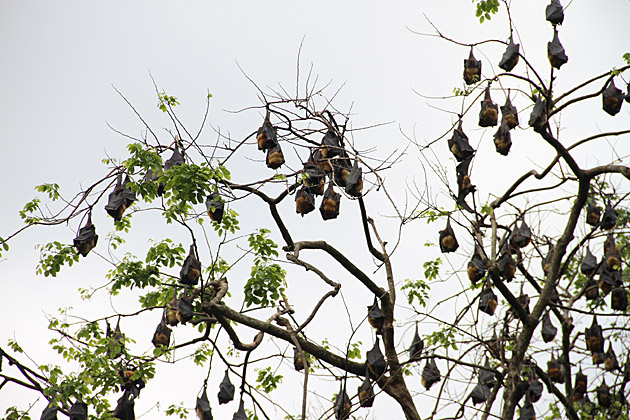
top-left (1, 1), bottom-right (630, 420)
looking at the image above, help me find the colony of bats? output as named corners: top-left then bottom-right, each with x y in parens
top-left (61, 79), bottom-right (366, 419)
top-left (36, 1), bottom-right (629, 419)
top-left (430, 0), bottom-right (630, 418)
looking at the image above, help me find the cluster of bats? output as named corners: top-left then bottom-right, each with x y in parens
top-left (457, 0), bottom-right (629, 184)
top-left (444, 0), bottom-right (630, 407)
top-left (75, 109), bottom-right (366, 266)
top-left (331, 299), bottom-right (430, 420)
top-left (194, 369), bottom-right (248, 420)
top-left (73, 140), bottom-right (228, 259)
top-left (37, 319), bottom-right (144, 420)
top-left (73, 172), bottom-right (137, 258)
top-left (61, 1), bottom-right (630, 418)
top-left (68, 138), bottom-right (248, 419)
top-left (256, 112), bottom-right (363, 221)
top-left (437, 188), bottom-right (630, 414)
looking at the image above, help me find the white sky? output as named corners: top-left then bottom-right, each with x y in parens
top-left (1, 1), bottom-right (630, 419)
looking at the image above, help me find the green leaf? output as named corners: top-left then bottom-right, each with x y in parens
top-left (36, 242), bottom-right (80, 277)
top-left (401, 278), bottom-right (431, 307)
top-left (256, 367), bottom-right (283, 393)
top-left (244, 263), bottom-right (286, 307)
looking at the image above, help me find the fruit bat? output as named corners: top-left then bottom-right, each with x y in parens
top-left (196, 388), bottom-right (213, 420)
top-left (479, 86), bottom-right (499, 127)
top-left (119, 369), bottom-right (145, 399)
top-left (585, 200), bottom-right (601, 226)
top-left (599, 269), bottom-right (616, 295)
top-left (516, 293), bottom-right (530, 315)
top-left (257, 112), bottom-right (277, 151)
top-left (547, 29), bottom-right (568, 69)
top-left (549, 287), bottom-right (560, 305)
top-left (312, 149), bottom-right (333, 174)
top-left (421, 357), bottom-right (441, 390)
top-left (518, 402), bottom-right (535, 420)
top-left (456, 156), bottom-right (475, 212)
top-left (303, 162), bottom-right (326, 196)
top-left (501, 96), bottom-right (519, 129)
top-left (547, 354), bottom-right (563, 383)
top-left (580, 248), bottom-right (598, 276)
top-left (293, 347), bottom-right (308, 372)
top-left (176, 294), bottom-right (193, 324)
top-left (604, 234), bottom-right (621, 270)
top-left (143, 167), bottom-right (159, 185)
top-left (499, 37), bottom-right (520, 72)
top-left (217, 370), bottom-right (235, 405)
top-left (357, 369), bottom-right (375, 407)
top-left (40, 406), bottom-right (58, 420)
top-left (541, 242), bottom-right (554, 276)
top-left (592, 351), bottom-right (605, 365)
top-left (541, 312), bottom-right (557, 343)
top-left (602, 79), bottom-right (624, 116)
top-left (585, 317), bottom-right (604, 353)
top-left (180, 244), bottom-right (201, 285)
top-left (166, 296), bottom-right (179, 326)
top-left (295, 187), bottom-right (315, 217)
top-left (266, 144), bottom-right (284, 169)
top-left (604, 343), bottom-right (619, 371)
top-left (334, 385), bottom-right (351, 420)
top-left (106, 318), bottom-right (125, 359)
top-left (584, 277), bottom-right (599, 300)
top-left (105, 174), bottom-right (137, 221)
top-left (367, 297), bottom-right (385, 332)
top-left (113, 391), bottom-right (135, 420)
top-left (471, 383), bottom-right (490, 405)
top-left (527, 375), bottom-right (543, 402)
top-left (205, 192), bottom-right (224, 224)
top-left (600, 200), bottom-right (617, 230)
top-left (611, 285), bottom-right (628, 311)
top-left (68, 401), bottom-right (88, 420)
top-left (232, 401), bottom-right (247, 420)
top-left (596, 380), bottom-right (611, 408)
top-left (151, 320), bottom-right (171, 347)
top-left (345, 160), bottom-right (363, 198)
top-left (332, 154), bottom-right (351, 188)
top-left (528, 95), bottom-right (548, 132)
top-left (624, 355), bottom-right (630, 381)
top-left (493, 119), bottom-right (512, 156)
top-left (479, 287), bottom-right (498, 316)
top-left (319, 183), bottom-right (341, 220)
top-left (73, 213), bottom-right (98, 257)
top-left (409, 325), bottom-right (424, 362)
top-left (467, 245), bottom-right (486, 284)
top-left (498, 245), bottom-right (516, 282)
top-left (510, 220), bottom-right (532, 249)
top-left (480, 358), bottom-right (497, 389)
top-left (448, 120), bottom-right (475, 162)
top-left (545, 0), bottom-right (564, 25)
top-left (573, 369), bottom-right (587, 397)
top-left (321, 130), bottom-right (342, 158)
top-left (366, 338), bottom-right (386, 377)
top-left (463, 48), bottom-right (482, 85)
top-left (164, 147), bottom-right (185, 171)
top-left (439, 219), bottom-right (459, 253)
top-left (488, 330), bottom-right (500, 359)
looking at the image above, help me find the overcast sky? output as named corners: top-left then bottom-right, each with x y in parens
top-left (2, 1), bottom-right (630, 419)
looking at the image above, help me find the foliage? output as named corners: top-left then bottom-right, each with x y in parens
top-left (474, 0), bottom-right (500, 23)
